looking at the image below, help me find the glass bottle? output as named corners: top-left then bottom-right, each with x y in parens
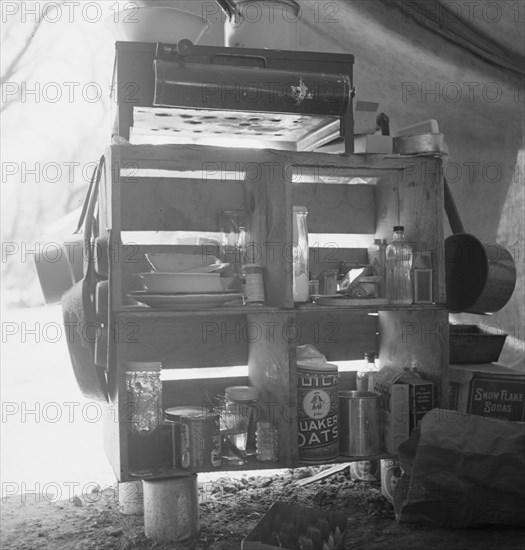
top-left (356, 352), bottom-right (377, 392)
top-left (368, 238), bottom-right (387, 297)
top-left (293, 206), bottom-right (309, 303)
top-left (220, 210), bottom-right (249, 284)
top-left (256, 422), bottom-right (279, 462)
top-left (385, 226), bottom-right (414, 304)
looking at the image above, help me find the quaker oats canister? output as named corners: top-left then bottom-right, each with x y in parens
top-left (297, 362), bottom-right (339, 463)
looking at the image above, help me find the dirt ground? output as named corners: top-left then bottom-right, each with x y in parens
top-left (1, 466), bottom-right (524, 550)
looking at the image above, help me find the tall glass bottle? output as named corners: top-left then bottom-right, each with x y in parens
top-left (385, 226), bottom-right (414, 304)
top-left (368, 238), bottom-right (387, 297)
top-left (293, 206), bottom-right (309, 303)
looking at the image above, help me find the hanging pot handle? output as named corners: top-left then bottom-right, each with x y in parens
top-left (444, 177), bottom-right (466, 235)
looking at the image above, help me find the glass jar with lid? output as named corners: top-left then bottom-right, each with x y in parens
top-left (219, 386), bottom-right (261, 463)
top-left (125, 361), bottom-right (163, 472)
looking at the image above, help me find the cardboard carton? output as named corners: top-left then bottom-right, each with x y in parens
top-left (402, 375), bottom-right (435, 431)
top-left (354, 101), bottom-right (379, 134)
top-left (449, 363), bottom-right (525, 421)
top-left (370, 368), bottom-right (410, 455)
top-left (354, 134), bottom-right (393, 154)
top-left (370, 367), bottom-right (434, 454)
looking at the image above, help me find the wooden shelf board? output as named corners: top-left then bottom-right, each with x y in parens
top-left (115, 305), bottom-right (290, 318)
top-left (125, 452), bottom-right (394, 480)
top-left (115, 303), bottom-right (447, 320)
top-left (127, 461), bottom-right (288, 480)
top-left (114, 143), bottom-right (426, 176)
top-left (297, 303), bottom-right (447, 313)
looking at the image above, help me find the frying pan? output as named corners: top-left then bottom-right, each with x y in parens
top-left (444, 179), bottom-right (516, 314)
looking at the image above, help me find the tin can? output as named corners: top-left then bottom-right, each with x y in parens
top-left (143, 473), bottom-right (198, 542)
top-left (318, 269), bottom-right (338, 295)
top-left (118, 480), bottom-right (143, 515)
top-left (241, 264), bottom-right (265, 305)
top-left (309, 280), bottom-right (320, 298)
top-left (339, 391), bottom-right (381, 457)
top-left (380, 459), bottom-right (402, 503)
top-left (164, 407), bottom-right (221, 470)
top-left (297, 362), bottom-right (339, 463)
top-left (349, 460), bottom-right (381, 482)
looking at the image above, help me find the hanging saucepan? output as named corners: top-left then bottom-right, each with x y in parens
top-left (444, 179), bottom-right (516, 314)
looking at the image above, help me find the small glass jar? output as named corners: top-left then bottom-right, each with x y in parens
top-left (256, 422), bottom-right (278, 463)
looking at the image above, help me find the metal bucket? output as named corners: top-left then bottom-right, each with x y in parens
top-left (444, 179), bottom-right (517, 314)
top-left (143, 474), bottom-right (198, 543)
top-left (297, 362), bottom-right (339, 463)
top-left (445, 234), bottom-right (516, 314)
top-left (339, 391), bottom-right (381, 457)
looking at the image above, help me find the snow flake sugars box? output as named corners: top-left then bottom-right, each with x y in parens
top-left (449, 363), bottom-right (525, 421)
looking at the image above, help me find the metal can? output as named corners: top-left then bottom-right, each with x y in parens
top-left (339, 391), bottom-right (381, 457)
top-left (318, 269), bottom-right (338, 295)
top-left (297, 362), bottom-right (339, 463)
top-left (241, 264), bottom-right (265, 305)
top-left (164, 407), bottom-right (221, 470)
top-left (380, 459), bottom-right (402, 503)
top-left (350, 460), bottom-right (381, 482)
top-left (143, 473), bottom-right (198, 542)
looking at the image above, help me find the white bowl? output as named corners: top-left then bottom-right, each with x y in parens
top-left (137, 272), bottom-right (224, 293)
top-left (105, 6), bottom-right (210, 44)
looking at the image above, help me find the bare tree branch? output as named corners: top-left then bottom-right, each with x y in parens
top-left (1, 1), bottom-right (66, 112)
top-left (1, 18), bottom-right (45, 83)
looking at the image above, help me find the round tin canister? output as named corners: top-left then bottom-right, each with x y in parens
top-left (349, 460), bottom-right (381, 482)
top-left (164, 407), bottom-right (221, 470)
top-left (339, 391), bottom-right (381, 457)
top-left (143, 474), bottom-right (198, 543)
top-left (297, 362), bottom-right (339, 463)
top-left (380, 459), bottom-right (402, 503)
top-left (118, 480), bottom-right (143, 515)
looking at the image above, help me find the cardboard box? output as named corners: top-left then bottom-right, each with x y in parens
top-left (354, 101), bottom-right (379, 134)
top-left (370, 369), bottom-right (410, 455)
top-left (403, 375), bottom-right (435, 430)
top-left (449, 363), bottom-right (525, 421)
top-left (241, 502), bottom-right (347, 549)
top-left (354, 134), bottom-right (393, 154)
top-left (370, 368), bottom-right (434, 454)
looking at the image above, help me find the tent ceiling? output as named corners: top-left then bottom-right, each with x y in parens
top-left (441, 0), bottom-right (524, 60)
top-left (139, 0), bottom-right (524, 72)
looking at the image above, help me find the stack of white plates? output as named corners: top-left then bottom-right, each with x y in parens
top-left (130, 272), bottom-right (241, 310)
